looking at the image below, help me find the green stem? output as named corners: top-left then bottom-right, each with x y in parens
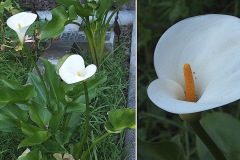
top-left (84, 28), bottom-right (98, 66)
top-left (189, 121), bottom-right (226, 160)
top-left (74, 81), bottom-right (90, 159)
top-left (25, 50), bottom-right (50, 106)
top-left (184, 122), bottom-right (190, 160)
top-left (80, 133), bottom-right (111, 160)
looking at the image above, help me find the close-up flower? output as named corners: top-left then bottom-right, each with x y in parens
top-left (147, 14), bottom-right (240, 114)
top-left (7, 12), bottom-right (37, 48)
top-left (59, 54), bottom-right (97, 84)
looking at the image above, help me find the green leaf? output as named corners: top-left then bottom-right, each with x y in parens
top-left (74, 2), bottom-right (93, 17)
top-left (63, 75), bottom-right (107, 101)
top-left (40, 6), bottom-right (68, 41)
top-left (0, 85), bottom-right (36, 108)
top-left (41, 58), bottom-right (65, 104)
top-left (74, 90), bottom-right (96, 104)
top-left (49, 109), bottom-right (64, 134)
top-left (0, 118), bottom-right (19, 132)
top-left (1, 78), bottom-right (24, 90)
top-left (41, 139), bottom-right (66, 153)
top-left (197, 112), bottom-right (240, 160)
top-left (0, 104), bottom-right (28, 122)
top-left (55, 0), bottom-right (92, 17)
top-left (18, 131), bottom-right (51, 148)
top-left (21, 122), bottom-right (44, 136)
top-left (66, 102), bottom-right (86, 113)
top-left (56, 54), bottom-right (71, 74)
top-left (97, 0), bottom-right (112, 19)
top-left (138, 138), bottom-right (184, 160)
top-left (29, 73), bottom-right (46, 106)
top-left (68, 5), bottom-right (78, 20)
top-left (2, 0), bottom-right (13, 11)
top-left (105, 108), bottom-right (135, 133)
top-left (29, 102), bottom-right (52, 129)
top-left (18, 149), bottom-right (42, 160)
top-left (87, 1), bottom-right (97, 9)
top-left (68, 112), bottom-right (83, 128)
top-left (55, 130), bottom-right (72, 145)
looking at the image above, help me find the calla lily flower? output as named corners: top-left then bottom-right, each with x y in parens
top-left (7, 12), bottom-right (37, 49)
top-left (17, 148), bottom-right (30, 159)
top-left (147, 14), bottom-right (240, 114)
top-left (53, 153), bottom-right (75, 160)
top-left (59, 54), bottom-right (97, 84)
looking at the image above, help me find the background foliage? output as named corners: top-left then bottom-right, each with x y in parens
top-left (138, 0), bottom-right (240, 159)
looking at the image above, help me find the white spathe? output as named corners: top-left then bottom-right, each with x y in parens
top-left (17, 148), bottom-right (30, 159)
top-left (53, 153), bottom-right (75, 160)
top-left (147, 14), bottom-right (240, 114)
top-left (59, 54), bottom-right (97, 84)
top-left (7, 12), bottom-right (37, 45)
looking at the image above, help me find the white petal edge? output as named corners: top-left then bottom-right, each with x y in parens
top-left (147, 78), bottom-right (240, 114)
top-left (59, 55), bottom-right (97, 84)
top-left (59, 54), bottom-right (86, 76)
top-left (7, 12), bottom-right (37, 31)
top-left (84, 64), bottom-right (97, 79)
top-left (154, 14), bottom-right (240, 100)
top-left (59, 64), bottom-right (96, 84)
top-left (7, 12), bottom-right (37, 44)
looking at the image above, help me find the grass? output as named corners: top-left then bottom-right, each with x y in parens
top-left (74, 42), bottom-right (130, 159)
top-left (0, 50), bottom-right (32, 159)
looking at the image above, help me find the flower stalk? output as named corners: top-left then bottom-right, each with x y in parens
top-left (74, 81), bottom-right (90, 159)
top-left (181, 63), bottom-right (226, 159)
top-left (189, 121), bottom-right (226, 160)
top-left (80, 132), bottom-right (111, 160)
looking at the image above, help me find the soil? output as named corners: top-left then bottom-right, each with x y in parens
top-left (16, 0), bottom-right (135, 11)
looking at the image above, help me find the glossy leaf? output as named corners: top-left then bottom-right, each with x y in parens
top-left (138, 138), bottom-right (184, 160)
top-left (18, 149), bottom-right (42, 160)
top-left (18, 131), bottom-right (51, 148)
top-left (41, 58), bottom-right (65, 103)
top-left (75, 2), bottom-right (93, 17)
top-left (55, 130), bottom-right (72, 145)
top-left (49, 109), bottom-right (64, 134)
top-left (87, 1), bottom-right (97, 9)
top-left (29, 102), bottom-right (52, 129)
top-left (41, 139), bottom-right (66, 153)
top-left (196, 112), bottom-right (240, 160)
top-left (29, 73), bottom-right (46, 106)
top-left (68, 112), bottom-right (83, 128)
top-left (1, 78), bottom-right (24, 90)
top-left (68, 5), bottom-right (78, 20)
top-left (63, 75), bottom-right (107, 100)
top-left (97, 0), bottom-right (112, 19)
top-left (0, 85), bottom-right (36, 108)
top-left (0, 104), bottom-right (28, 122)
top-left (66, 102), bottom-right (86, 113)
top-left (0, 118), bottom-right (19, 132)
top-left (74, 90), bottom-right (96, 103)
top-left (21, 122), bottom-right (44, 136)
top-left (40, 6), bottom-right (68, 41)
top-left (105, 108), bottom-right (135, 133)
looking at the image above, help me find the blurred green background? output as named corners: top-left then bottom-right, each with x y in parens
top-left (137, 0), bottom-right (240, 159)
